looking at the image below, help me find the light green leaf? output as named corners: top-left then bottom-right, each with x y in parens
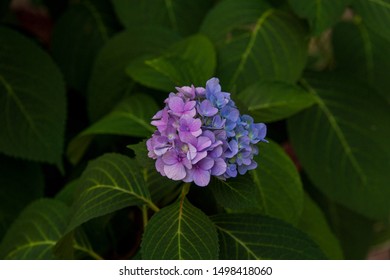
top-left (0, 199), bottom-right (69, 259)
top-left (298, 194), bottom-right (343, 260)
top-left (251, 140), bottom-right (304, 224)
top-left (112, 0), bottom-right (212, 36)
top-left (333, 21), bottom-right (390, 102)
top-left (201, 0), bottom-right (308, 91)
top-left (141, 192), bottom-right (219, 259)
top-left (0, 27), bottom-right (66, 165)
top-left (353, 0), bottom-right (390, 41)
top-left (238, 81), bottom-right (315, 122)
top-left (67, 94), bottom-right (157, 165)
top-left (87, 27), bottom-right (180, 121)
top-left (288, 73), bottom-right (390, 220)
top-left (126, 34), bottom-right (216, 91)
top-left (0, 155), bottom-right (44, 240)
top-left (288, 0), bottom-right (352, 34)
top-left (212, 213), bottom-right (326, 259)
top-left (66, 153), bottom-right (153, 232)
top-left (51, 0), bottom-right (118, 92)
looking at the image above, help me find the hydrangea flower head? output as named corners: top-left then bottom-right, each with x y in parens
top-left (146, 78), bottom-right (267, 187)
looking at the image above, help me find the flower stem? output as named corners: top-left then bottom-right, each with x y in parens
top-left (147, 201), bottom-right (160, 213)
top-left (181, 182), bottom-right (191, 197)
top-left (142, 205), bottom-right (149, 228)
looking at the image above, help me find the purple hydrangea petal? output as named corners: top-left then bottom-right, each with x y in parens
top-left (211, 158), bottom-right (227, 176)
top-left (164, 163), bottom-right (187, 180)
top-left (190, 166), bottom-right (211, 187)
top-left (225, 164), bottom-right (237, 178)
top-left (198, 100), bottom-right (218, 117)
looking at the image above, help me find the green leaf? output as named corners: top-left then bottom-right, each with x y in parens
top-left (54, 229), bottom-right (103, 260)
top-left (66, 153), bottom-right (153, 232)
top-left (142, 192), bottom-right (219, 260)
top-left (288, 73), bottom-right (390, 220)
top-left (87, 27), bottom-right (180, 121)
top-left (67, 94), bottom-right (157, 165)
top-left (238, 81), bottom-right (316, 122)
top-left (128, 141), bottom-right (181, 203)
top-left (0, 155), bottom-right (44, 240)
top-left (112, 0), bottom-right (212, 36)
top-left (55, 179), bottom-right (80, 207)
top-left (126, 34), bottom-right (216, 91)
top-left (333, 21), bottom-right (390, 102)
top-left (210, 141), bottom-right (303, 225)
top-left (51, 0), bottom-right (118, 92)
top-left (201, 0), bottom-right (308, 91)
top-left (0, 199), bottom-right (69, 259)
top-left (288, 0), bottom-right (352, 34)
top-left (352, 0), bottom-right (390, 41)
top-left (0, 27), bottom-right (66, 165)
top-left (210, 176), bottom-right (260, 210)
top-left (298, 194), bottom-right (343, 260)
top-left (212, 213), bottom-right (326, 259)
top-left (251, 140), bottom-right (304, 224)
top-left (325, 201), bottom-right (374, 259)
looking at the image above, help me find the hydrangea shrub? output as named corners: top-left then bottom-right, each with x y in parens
top-left (0, 0), bottom-right (389, 261)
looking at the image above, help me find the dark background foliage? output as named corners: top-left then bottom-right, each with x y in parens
top-left (0, 0), bottom-right (389, 260)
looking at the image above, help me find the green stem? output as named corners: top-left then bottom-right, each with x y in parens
top-left (142, 205), bottom-right (149, 228)
top-left (181, 182), bottom-right (191, 197)
top-left (147, 201), bottom-right (160, 213)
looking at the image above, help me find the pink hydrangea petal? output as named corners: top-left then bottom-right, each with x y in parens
top-left (155, 157), bottom-right (166, 176)
top-left (198, 157), bottom-right (214, 171)
top-left (197, 136), bottom-right (212, 151)
top-left (184, 100), bottom-right (196, 111)
top-left (168, 96), bottom-right (184, 113)
top-left (211, 158), bottom-right (227, 176)
top-left (192, 168), bottom-right (211, 187)
top-left (164, 163), bottom-right (186, 180)
top-left (192, 150), bottom-right (207, 164)
top-left (162, 150), bottom-right (178, 165)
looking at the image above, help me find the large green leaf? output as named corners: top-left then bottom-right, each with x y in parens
top-left (87, 27), bottom-right (180, 121)
top-left (0, 155), bottom-right (44, 240)
top-left (141, 192), bottom-right (219, 259)
top-left (51, 0), bottom-right (118, 92)
top-left (126, 34), bottom-right (216, 91)
top-left (112, 0), bottom-right (212, 36)
top-left (0, 27), bottom-right (66, 165)
top-left (238, 81), bottom-right (315, 123)
top-left (0, 199), bottom-right (68, 259)
top-left (352, 0), bottom-right (390, 41)
top-left (210, 176), bottom-right (259, 210)
top-left (251, 140), bottom-right (303, 224)
top-left (210, 141), bottom-right (303, 225)
top-left (67, 94), bottom-right (157, 165)
top-left (288, 0), bottom-right (352, 34)
top-left (288, 73), bottom-right (390, 220)
top-left (201, 0), bottom-right (308, 91)
top-left (128, 141), bottom-right (181, 203)
top-left (66, 153), bottom-right (153, 232)
top-left (212, 213), bottom-right (326, 259)
top-left (333, 21), bottom-right (390, 102)
top-left (298, 194), bottom-right (343, 260)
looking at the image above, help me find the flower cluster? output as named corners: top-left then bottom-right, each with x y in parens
top-left (146, 78), bottom-right (267, 187)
